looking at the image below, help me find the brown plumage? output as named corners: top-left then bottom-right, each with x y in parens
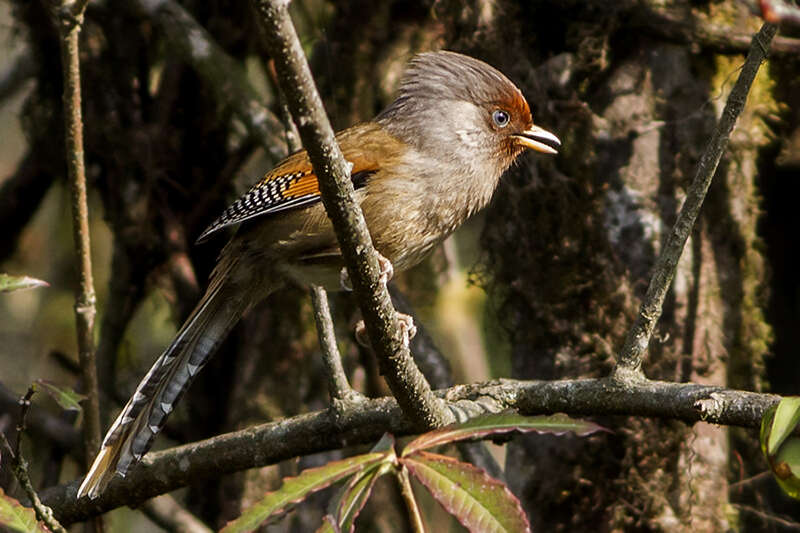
top-left (77, 50), bottom-right (560, 499)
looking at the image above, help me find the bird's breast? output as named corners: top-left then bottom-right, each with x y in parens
top-left (360, 151), bottom-right (502, 272)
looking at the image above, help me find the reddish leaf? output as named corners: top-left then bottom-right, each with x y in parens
top-left (404, 451), bottom-right (530, 533)
top-left (333, 461), bottom-right (392, 532)
top-left (403, 412), bottom-right (605, 456)
top-left (0, 488), bottom-right (48, 533)
top-left (221, 451), bottom-right (390, 533)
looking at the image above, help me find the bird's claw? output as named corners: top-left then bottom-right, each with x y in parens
top-left (376, 253), bottom-right (394, 286)
top-left (340, 267), bottom-right (353, 292)
top-left (397, 313), bottom-right (417, 347)
top-left (339, 252), bottom-right (394, 292)
top-left (354, 312), bottom-right (416, 349)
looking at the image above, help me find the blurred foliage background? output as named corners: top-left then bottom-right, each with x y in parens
top-left (2, 0), bottom-right (800, 531)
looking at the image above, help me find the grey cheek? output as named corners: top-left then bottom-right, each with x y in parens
top-left (455, 129), bottom-right (483, 148)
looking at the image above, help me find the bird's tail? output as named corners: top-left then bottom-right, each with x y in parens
top-left (77, 254), bottom-right (268, 499)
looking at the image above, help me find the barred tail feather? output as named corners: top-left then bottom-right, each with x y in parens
top-left (78, 262), bottom-right (265, 499)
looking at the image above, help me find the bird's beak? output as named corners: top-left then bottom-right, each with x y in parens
top-left (513, 124), bottom-right (561, 155)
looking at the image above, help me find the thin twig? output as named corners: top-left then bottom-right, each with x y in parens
top-left (311, 285), bottom-right (357, 400)
top-left (614, 22), bottom-right (777, 378)
top-left (43, 378), bottom-right (780, 524)
top-left (734, 503), bottom-right (800, 530)
top-left (270, 72), bottom-right (356, 402)
top-left (13, 387), bottom-right (36, 457)
top-left (728, 470), bottom-right (772, 491)
top-left (0, 406), bottom-right (68, 533)
top-left (0, 382), bottom-right (81, 452)
top-left (53, 2), bottom-right (104, 531)
top-left (55, 0), bottom-right (102, 460)
top-left (250, 0), bottom-right (454, 429)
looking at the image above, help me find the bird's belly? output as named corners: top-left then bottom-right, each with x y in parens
top-left (244, 184), bottom-right (455, 289)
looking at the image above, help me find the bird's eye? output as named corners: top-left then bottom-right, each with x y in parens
top-left (492, 109), bottom-right (510, 128)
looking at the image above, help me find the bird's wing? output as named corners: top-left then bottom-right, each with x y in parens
top-left (196, 128), bottom-right (383, 243)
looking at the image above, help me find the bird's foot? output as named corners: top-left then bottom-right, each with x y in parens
top-left (354, 319), bottom-right (369, 347)
top-left (339, 267), bottom-right (352, 292)
top-left (339, 251), bottom-right (394, 292)
top-left (376, 252), bottom-right (394, 285)
top-left (354, 312), bottom-right (417, 349)
top-left (397, 313), bottom-right (417, 346)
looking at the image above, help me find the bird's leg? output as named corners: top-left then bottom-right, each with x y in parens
top-left (344, 250), bottom-right (412, 346)
top-left (355, 312), bottom-right (417, 349)
top-left (339, 251), bottom-right (394, 291)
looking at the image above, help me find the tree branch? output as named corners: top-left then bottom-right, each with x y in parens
top-left (128, 0), bottom-right (287, 162)
top-left (54, 0), bottom-right (102, 473)
top-left (614, 22), bottom-right (777, 377)
top-left (250, 0), bottom-right (453, 429)
top-left (271, 74), bottom-right (357, 403)
top-left (627, 6), bottom-right (800, 56)
top-left (42, 377), bottom-right (779, 524)
top-left (311, 285), bottom-right (357, 401)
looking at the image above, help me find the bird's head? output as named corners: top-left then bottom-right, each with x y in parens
top-left (377, 51), bottom-right (560, 177)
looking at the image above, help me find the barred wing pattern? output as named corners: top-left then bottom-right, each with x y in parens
top-left (197, 164), bottom-right (375, 243)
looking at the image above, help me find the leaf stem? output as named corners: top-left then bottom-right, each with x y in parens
top-left (396, 465), bottom-right (426, 533)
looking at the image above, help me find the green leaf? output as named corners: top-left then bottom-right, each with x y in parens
top-left (767, 397), bottom-right (800, 455)
top-left (221, 452), bottom-right (390, 533)
top-left (332, 461), bottom-right (393, 533)
top-left (0, 274), bottom-right (48, 293)
top-left (403, 451), bottom-right (530, 533)
top-left (34, 380), bottom-right (86, 412)
top-left (0, 488), bottom-right (48, 533)
top-left (326, 434), bottom-right (396, 533)
top-left (771, 437), bottom-right (800, 500)
top-left (403, 412), bottom-right (605, 456)
top-left (760, 404), bottom-right (777, 458)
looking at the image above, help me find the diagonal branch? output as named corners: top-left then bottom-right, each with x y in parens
top-left (249, 0), bottom-right (454, 429)
top-left (270, 72), bottom-right (358, 403)
top-left (128, 0), bottom-right (287, 162)
top-left (42, 377), bottom-right (780, 525)
top-left (614, 22), bottom-right (777, 378)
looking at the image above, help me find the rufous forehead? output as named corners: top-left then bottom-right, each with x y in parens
top-left (496, 87), bottom-right (532, 123)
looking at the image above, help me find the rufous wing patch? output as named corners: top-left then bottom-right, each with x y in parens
top-left (196, 122), bottom-right (386, 243)
top-left (281, 173), bottom-right (321, 198)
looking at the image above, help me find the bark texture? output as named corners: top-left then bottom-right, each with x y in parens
top-left (1, 0), bottom-right (797, 531)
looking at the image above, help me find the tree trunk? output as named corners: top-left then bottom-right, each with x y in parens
top-left (470, 1), bottom-right (775, 530)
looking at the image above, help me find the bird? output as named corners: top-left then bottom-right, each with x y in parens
top-left (77, 50), bottom-right (560, 499)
